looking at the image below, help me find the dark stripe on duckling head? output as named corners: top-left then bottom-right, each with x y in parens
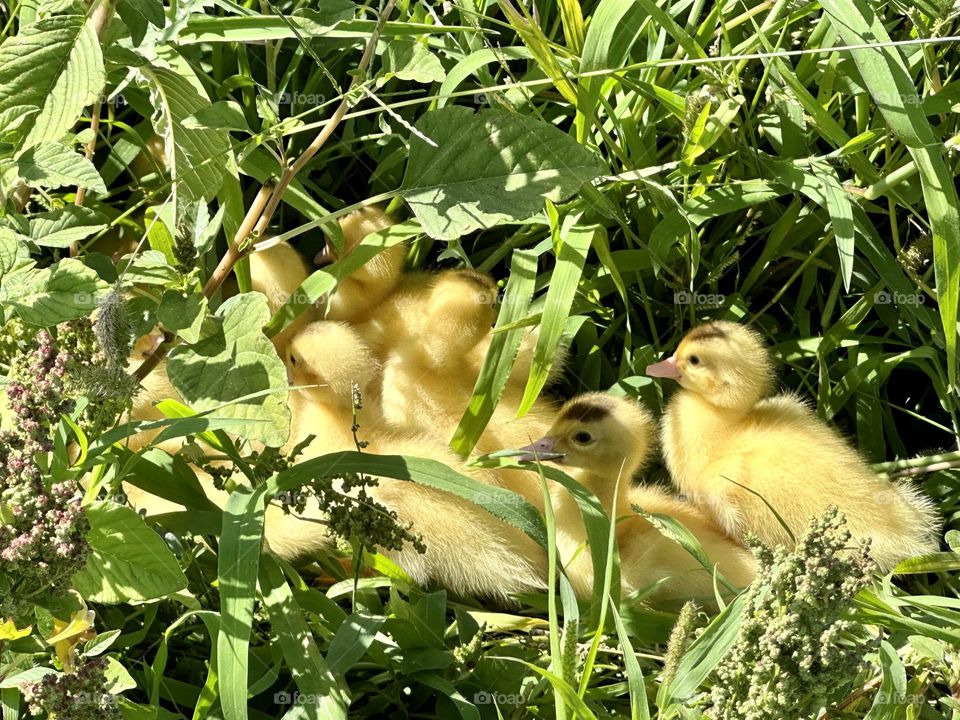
top-left (686, 323), bottom-right (727, 342)
top-left (560, 400), bottom-right (610, 423)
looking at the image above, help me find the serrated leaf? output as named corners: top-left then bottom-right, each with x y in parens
top-left (0, 15), bottom-right (105, 148)
top-left (28, 205), bottom-right (108, 248)
top-left (136, 65), bottom-right (231, 206)
top-left (16, 141), bottom-right (107, 193)
top-left (167, 293), bottom-right (291, 447)
top-left (0, 227), bottom-right (17, 279)
top-left (0, 105), bottom-right (39, 137)
top-left (386, 41), bottom-right (446, 84)
top-left (184, 100), bottom-right (249, 131)
top-left (116, 0), bottom-right (164, 46)
top-left (72, 501), bottom-right (188, 604)
top-left (401, 107), bottom-right (602, 240)
top-left (157, 281), bottom-right (207, 343)
top-left (1, 257), bottom-right (108, 325)
top-left (116, 250), bottom-right (179, 285)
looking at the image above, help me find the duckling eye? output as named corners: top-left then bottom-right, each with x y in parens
top-left (572, 431), bottom-right (592, 444)
top-left (289, 354), bottom-right (298, 367)
top-left (688, 355), bottom-right (700, 366)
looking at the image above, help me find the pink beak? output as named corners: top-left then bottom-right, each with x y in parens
top-left (646, 354), bottom-right (681, 380)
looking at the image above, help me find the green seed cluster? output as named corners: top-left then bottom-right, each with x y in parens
top-left (312, 472), bottom-right (426, 555)
top-left (709, 507), bottom-right (875, 719)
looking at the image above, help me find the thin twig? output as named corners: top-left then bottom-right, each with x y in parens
top-left (70, 101), bottom-right (102, 255)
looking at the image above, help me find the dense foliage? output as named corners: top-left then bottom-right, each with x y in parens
top-left (0, 0), bottom-right (959, 718)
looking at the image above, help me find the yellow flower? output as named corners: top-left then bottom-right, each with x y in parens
top-left (45, 608), bottom-right (96, 673)
top-left (0, 618), bottom-right (32, 641)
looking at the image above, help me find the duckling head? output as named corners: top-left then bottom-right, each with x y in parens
top-left (284, 321), bottom-right (378, 406)
top-left (646, 321), bottom-right (774, 410)
top-left (518, 393), bottom-right (656, 482)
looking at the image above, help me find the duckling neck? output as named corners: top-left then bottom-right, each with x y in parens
top-left (569, 459), bottom-right (640, 521)
top-left (662, 390), bottom-right (750, 493)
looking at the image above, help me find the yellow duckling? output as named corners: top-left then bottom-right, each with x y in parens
top-left (248, 239), bottom-right (314, 352)
top-left (376, 269), bottom-right (560, 508)
top-left (646, 321), bottom-right (940, 571)
top-left (320, 206), bottom-right (407, 325)
top-left (519, 393), bottom-right (757, 603)
top-left (282, 320), bottom-right (548, 601)
top-left (123, 331), bottom-right (184, 452)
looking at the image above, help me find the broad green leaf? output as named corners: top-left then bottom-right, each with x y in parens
top-left (0, 15), bottom-right (104, 148)
top-left (385, 41), bottom-right (446, 84)
top-left (0, 228), bottom-right (18, 279)
top-left (610, 598), bottom-right (650, 720)
top-left (72, 501), bottom-right (188, 603)
top-left (451, 249), bottom-right (537, 455)
top-left (812, 164), bottom-right (857, 291)
top-left (273, 452), bottom-right (547, 549)
top-left (217, 488), bottom-right (266, 720)
top-left (116, 0), bottom-right (164, 46)
top-left (16, 142), bottom-right (106, 194)
top-left (401, 107), bottom-right (602, 240)
top-left (178, 17), bottom-right (473, 44)
top-left (136, 64), bottom-right (232, 207)
top-left (821, 0), bottom-right (960, 387)
top-left (167, 293), bottom-right (291, 447)
top-left (864, 640), bottom-right (907, 720)
top-left (158, 280), bottom-right (207, 343)
top-left (259, 558), bottom-right (349, 718)
top-left (1, 257), bottom-right (109, 326)
top-left (519, 221), bottom-right (594, 415)
top-left (184, 100), bottom-right (250, 131)
top-left (27, 205), bottom-right (107, 248)
top-left (325, 612), bottom-right (386, 675)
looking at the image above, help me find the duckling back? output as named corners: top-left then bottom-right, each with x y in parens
top-left (662, 391), bottom-right (939, 571)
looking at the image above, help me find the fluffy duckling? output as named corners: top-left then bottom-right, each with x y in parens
top-left (378, 269), bottom-right (542, 430)
top-left (124, 465), bottom-right (334, 564)
top-left (281, 320), bottom-right (548, 601)
top-left (646, 321), bottom-right (940, 571)
top-left (320, 206), bottom-right (407, 324)
top-left (519, 393), bottom-right (757, 603)
top-left (123, 331), bottom-right (185, 452)
top-left (248, 239), bottom-right (314, 351)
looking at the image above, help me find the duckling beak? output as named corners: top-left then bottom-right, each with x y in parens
top-left (646, 355), bottom-right (681, 380)
top-left (516, 437), bottom-right (565, 463)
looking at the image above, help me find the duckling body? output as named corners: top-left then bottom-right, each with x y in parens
top-left (647, 321), bottom-right (940, 570)
top-left (321, 206), bottom-right (407, 325)
top-left (521, 393), bottom-right (756, 603)
top-left (282, 320), bottom-right (547, 601)
top-left (124, 331), bottom-right (184, 451)
top-left (248, 240), bottom-right (314, 352)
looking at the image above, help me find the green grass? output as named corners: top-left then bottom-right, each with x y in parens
top-left (1, 0), bottom-right (960, 718)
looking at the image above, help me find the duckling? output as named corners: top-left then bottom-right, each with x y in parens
top-left (646, 321), bottom-right (940, 571)
top-left (281, 320), bottom-right (548, 601)
top-left (123, 330), bottom-right (185, 451)
top-left (519, 393), bottom-right (757, 603)
top-left (320, 206), bottom-right (407, 324)
top-left (248, 239), bottom-right (314, 352)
